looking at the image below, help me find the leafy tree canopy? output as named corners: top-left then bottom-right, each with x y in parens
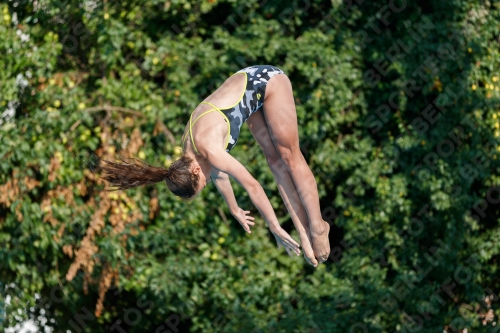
top-left (1, 0), bottom-right (500, 332)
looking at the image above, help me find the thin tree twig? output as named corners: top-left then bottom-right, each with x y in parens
top-left (69, 119), bottom-right (82, 132)
top-left (156, 117), bottom-right (176, 145)
top-left (72, 74), bottom-right (87, 88)
top-left (55, 261), bottom-right (67, 295)
top-left (82, 105), bottom-right (145, 117)
top-left (218, 207), bottom-right (230, 226)
top-left (460, 303), bottom-right (473, 311)
top-left (67, 104), bottom-right (144, 134)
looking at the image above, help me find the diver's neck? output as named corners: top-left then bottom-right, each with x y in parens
top-left (184, 149), bottom-right (206, 164)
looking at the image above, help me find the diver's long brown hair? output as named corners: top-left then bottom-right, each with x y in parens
top-left (100, 155), bottom-right (199, 198)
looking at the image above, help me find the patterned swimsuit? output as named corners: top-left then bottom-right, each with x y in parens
top-left (182, 65), bottom-right (285, 153)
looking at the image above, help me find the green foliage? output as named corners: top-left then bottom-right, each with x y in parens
top-left (1, 0), bottom-right (500, 332)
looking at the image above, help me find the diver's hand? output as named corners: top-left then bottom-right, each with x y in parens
top-left (231, 207), bottom-right (255, 233)
top-left (270, 227), bottom-right (301, 257)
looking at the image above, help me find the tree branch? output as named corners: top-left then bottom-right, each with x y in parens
top-left (156, 117), bottom-right (176, 145)
top-left (82, 105), bottom-right (145, 117)
top-left (69, 119), bottom-right (82, 132)
top-left (218, 207), bottom-right (230, 226)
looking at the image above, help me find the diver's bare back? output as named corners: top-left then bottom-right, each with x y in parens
top-left (181, 73), bottom-right (247, 152)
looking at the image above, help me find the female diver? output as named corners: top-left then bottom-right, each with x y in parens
top-left (101, 65), bottom-right (330, 267)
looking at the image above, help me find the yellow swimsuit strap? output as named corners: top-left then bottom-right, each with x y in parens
top-left (181, 101), bottom-right (231, 154)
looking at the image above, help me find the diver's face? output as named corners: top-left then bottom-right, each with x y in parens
top-left (191, 160), bottom-right (212, 195)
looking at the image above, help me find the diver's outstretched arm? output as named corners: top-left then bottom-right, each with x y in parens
top-left (211, 168), bottom-right (255, 233)
top-left (205, 149), bottom-right (301, 257)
